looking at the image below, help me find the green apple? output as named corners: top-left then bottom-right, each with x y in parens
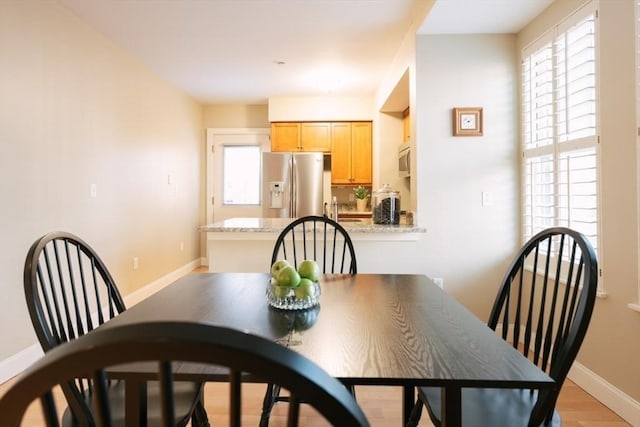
top-left (297, 259), bottom-right (320, 282)
top-left (271, 259), bottom-right (290, 278)
top-left (276, 265), bottom-right (301, 288)
top-left (294, 278), bottom-right (316, 300)
top-left (271, 282), bottom-right (291, 298)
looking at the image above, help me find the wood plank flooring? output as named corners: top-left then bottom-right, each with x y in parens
top-left (0, 368), bottom-right (629, 426)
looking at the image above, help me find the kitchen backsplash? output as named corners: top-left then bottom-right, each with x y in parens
top-left (331, 186), bottom-right (372, 213)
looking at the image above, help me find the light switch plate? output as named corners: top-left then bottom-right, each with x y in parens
top-left (481, 191), bottom-right (492, 206)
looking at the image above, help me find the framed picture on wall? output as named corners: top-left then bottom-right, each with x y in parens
top-left (452, 107), bottom-right (483, 136)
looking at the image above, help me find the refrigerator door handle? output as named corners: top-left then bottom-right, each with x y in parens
top-left (290, 156), bottom-right (296, 217)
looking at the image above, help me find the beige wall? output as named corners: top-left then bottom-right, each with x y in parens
top-left (519, 0), bottom-right (640, 405)
top-left (411, 33), bottom-right (520, 317)
top-left (0, 2), bottom-right (203, 361)
top-left (203, 104), bottom-right (269, 129)
top-left (268, 96), bottom-right (374, 122)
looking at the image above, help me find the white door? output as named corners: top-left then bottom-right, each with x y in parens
top-left (206, 128), bottom-right (270, 224)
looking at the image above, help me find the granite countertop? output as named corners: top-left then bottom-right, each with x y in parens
top-left (199, 217), bottom-right (426, 233)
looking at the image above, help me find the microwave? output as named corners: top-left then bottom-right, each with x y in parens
top-left (398, 144), bottom-right (410, 178)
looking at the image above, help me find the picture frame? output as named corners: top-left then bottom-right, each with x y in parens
top-left (452, 107), bottom-right (483, 136)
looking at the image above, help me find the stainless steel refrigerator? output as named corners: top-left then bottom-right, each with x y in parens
top-left (262, 152), bottom-right (324, 218)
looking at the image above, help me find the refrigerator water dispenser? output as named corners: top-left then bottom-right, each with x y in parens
top-left (268, 181), bottom-right (285, 209)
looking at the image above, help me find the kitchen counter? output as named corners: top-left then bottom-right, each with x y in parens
top-left (200, 217), bottom-right (426, 273)
top-left (199, 217), bottom-right (426, 234)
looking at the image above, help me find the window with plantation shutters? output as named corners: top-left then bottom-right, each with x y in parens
top-left (521, 1), bottom-right (599, 258)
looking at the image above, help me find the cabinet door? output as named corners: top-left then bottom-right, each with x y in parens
top-left (271, 123), bottom-right (300, 151)
top-left (351, 122), bottom-right (372, 184)
top-left (330, 122), bottom-right (352, 184)
top-left (300, 122), bottom-right (331, 152)
top-left (402, 107), bottom-right (410, 143)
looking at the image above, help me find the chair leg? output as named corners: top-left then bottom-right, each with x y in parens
top-left (406, 399), bottom-right (423, 427)
top-left (260, 383), bottom-right (281, 427)
top-left (346, 384), bottom-right (356, 399)
top-left (260, 382), bottom-right (355, 426)
top-left (191, 397), bottom-right (210, 427)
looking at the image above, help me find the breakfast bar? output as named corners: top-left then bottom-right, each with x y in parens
top-left (200, 217), bottom-right (427, 274)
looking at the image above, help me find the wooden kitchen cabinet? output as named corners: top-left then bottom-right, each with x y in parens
top-left (402, 107), bottom-right (410, 143)
top-left (300, 122), bottom-right (331, 152)
top-left (330, 123), bottom-right (352, 185)
top-left (270, 122), bottom-right (331, 152)
top-left (331, 121), bottom-right (372, 185)
top-left (271, 122), bottom-right (300, 151)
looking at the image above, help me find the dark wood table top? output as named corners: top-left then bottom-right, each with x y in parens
top-left (102, 272), bottom-right (554, 426)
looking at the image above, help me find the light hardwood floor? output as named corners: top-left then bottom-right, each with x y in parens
top-left (0, 370), bottom-right (629, 426)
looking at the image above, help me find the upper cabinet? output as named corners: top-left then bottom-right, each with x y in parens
top-left (402, 107), bottom-right (410, 143)
top-left (331, 122), bottom-right (372, 185)
top-left (300, 122), bottom-right (332, 152)
top-left (271, 122), bottom-right (331, 152)
top-left (271, 122), bottom-right (300, 152)
top-left (271, 121), bottom-right (372, 185)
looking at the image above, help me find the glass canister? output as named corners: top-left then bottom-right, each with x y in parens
top-left (372, 184), bottom-right (401, 225)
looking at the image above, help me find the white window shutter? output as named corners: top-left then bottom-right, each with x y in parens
top-left (521, 1), bottom-right (599, 254)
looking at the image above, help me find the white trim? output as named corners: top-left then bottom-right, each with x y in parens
top-left (568, 361), bottom-right (640, 427)
top-left (0, 344), bottom-right (43, 384)
top-left (497, 323), bottom-right (639, 425)
top-left (205, 127), bottom-right (271, 226)
top-left (0, 258), bottom-right (202, 385)
top-left (124, 258), bottom-right (202, 307)
top-left (627, 303), bottom-right (640, 313)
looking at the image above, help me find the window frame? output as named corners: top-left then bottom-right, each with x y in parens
top-left (520, 0), bottom-right (603, 294)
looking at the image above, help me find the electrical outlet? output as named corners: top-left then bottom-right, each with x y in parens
top-left (133, 257), bottom-right (139, 270)
top-left (433, 277), bottom-right (444, 289)
top-left (180, 241), bottom-right (184, 252)
top-left (90, 184), bottom-right (97, 198)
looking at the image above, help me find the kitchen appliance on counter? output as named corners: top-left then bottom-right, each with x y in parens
top-left (262, 152), bottom-right (324, 218)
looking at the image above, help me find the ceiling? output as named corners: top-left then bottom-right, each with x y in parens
top-left (59, 0), bottom-right (554, 105)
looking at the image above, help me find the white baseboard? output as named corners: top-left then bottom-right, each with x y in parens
top-left (568, 361), bottom-right (640, 427)
top-left (124, 258), bottom-right (203, 307)
top-left (496, 322), bottom-right (639, 426)
top-left (0, 344), bottom-right (43, 385)
top-left (0, 258), bottom-right (203, 385)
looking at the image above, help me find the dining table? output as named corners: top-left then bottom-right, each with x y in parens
top-left (100, 272), bottom-right (555, 426)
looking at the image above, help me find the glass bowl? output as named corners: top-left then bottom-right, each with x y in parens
top-left (266, 279), bottom-right (321, 310)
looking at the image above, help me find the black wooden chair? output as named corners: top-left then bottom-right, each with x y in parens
top-left (0, 321), bottom-right (370, 427)
top-left (261, 215), bottom-right (358, 426)
top-left (270, 215), bottom-right (357, 274)
top-left (408, 227), bottom-right (598, 427)
top-left (23, 231), bottom-right (207, 427)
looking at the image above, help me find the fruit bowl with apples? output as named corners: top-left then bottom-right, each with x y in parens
top-left (267, 259), bottom-right (321, 310)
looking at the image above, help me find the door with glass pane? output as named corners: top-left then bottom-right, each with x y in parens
top-left (206, 129), bottom-right (270, 223)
